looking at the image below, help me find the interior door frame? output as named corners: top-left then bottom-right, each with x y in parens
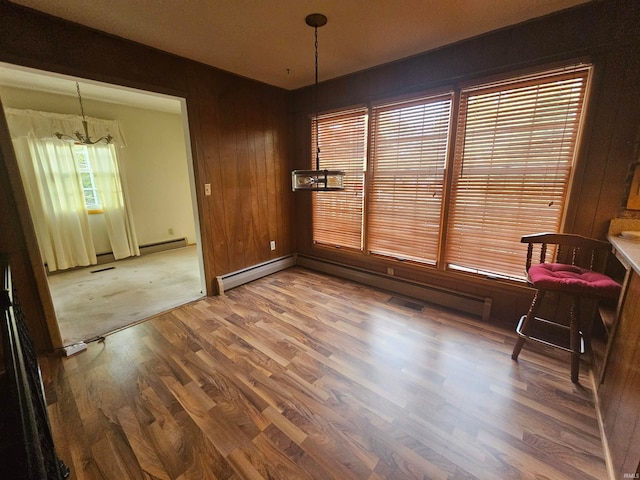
top-left (0, 95), bottom-right (60, 351)
top-left (0, 64), bottom-right (206, 350)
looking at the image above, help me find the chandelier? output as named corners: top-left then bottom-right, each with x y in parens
top-left (55, 82), bottom-right (113, 145)
top-left (291, 14), bottom-right (345, 191)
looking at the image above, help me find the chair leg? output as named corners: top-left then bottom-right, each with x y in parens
top-left (569, 296), bottom-right (580, 384)
top-left (512, 289), bottom-right (546, 360)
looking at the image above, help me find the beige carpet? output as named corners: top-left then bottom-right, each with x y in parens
top-left (48, 246), bottom-right (203, 345)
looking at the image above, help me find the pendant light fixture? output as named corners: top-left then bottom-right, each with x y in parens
top-left (55, 82), bottom-right (113, 145)
top-left (291, 13), bottom-right (345, 191)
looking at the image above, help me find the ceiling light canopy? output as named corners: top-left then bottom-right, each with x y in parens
top-left (291, 14), bottom-right (345, 192)
top-left (55, 82), bottom-right (113, 145)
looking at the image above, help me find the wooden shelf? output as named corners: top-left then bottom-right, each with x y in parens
top-left (598, 304), bottom-right (617, 336)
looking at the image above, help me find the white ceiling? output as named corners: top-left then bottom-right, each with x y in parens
top-left (9, 0), bottom-right (591, 91)
top-left (0, 62), bottom-right (183, 113)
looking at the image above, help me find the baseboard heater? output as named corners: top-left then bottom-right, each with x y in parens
top-left (96, 237), bottom-right (188, 265)
top-left (139, 237), bottom-right (188, 255)
top-left (215, 255), bottom-right (296, 294)
top-left (296, 255), bottom-right (492, 321)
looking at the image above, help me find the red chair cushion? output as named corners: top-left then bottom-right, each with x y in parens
top-left (528, 263), bottom-right (621, 299)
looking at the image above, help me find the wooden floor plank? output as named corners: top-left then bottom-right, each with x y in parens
top-left (116, 405), bottom-right (171, 479)
top-left (40, 267), bottom-right (607, 479)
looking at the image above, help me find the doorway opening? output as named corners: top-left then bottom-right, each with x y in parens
top-left (0, 62), bottom-right (206, 346)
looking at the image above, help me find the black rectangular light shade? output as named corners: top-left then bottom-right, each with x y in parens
top-left (291, 169), bottom-right (345, 191)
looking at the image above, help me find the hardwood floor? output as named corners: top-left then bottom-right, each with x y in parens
top-left (39, 267), bottom-right (607, 480)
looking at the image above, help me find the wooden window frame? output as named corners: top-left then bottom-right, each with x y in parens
top-left (366, 92), bottom-right (454, 264)
top-left (310, 62), bottom-right (592, 282)
top-left (311, 107), bottom-right (368, 251)
top-left (444, 65), bottom-right (592, 280)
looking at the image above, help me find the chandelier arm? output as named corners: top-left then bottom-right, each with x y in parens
top-left (55, 132), bottom-right (78, 142)
top-left (54, 81), bottom-right (113, 145)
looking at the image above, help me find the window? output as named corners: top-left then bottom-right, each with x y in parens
top-left (310, 64), bottom-right (591, 281)
top-left (312, 107), bottom-right (368, 250)
top-left (368, 93), bottom-right (452, 264)
top-left (445, 67), bottom-right (590, 279)
top-left (73, 144), bottom-right (102, 212)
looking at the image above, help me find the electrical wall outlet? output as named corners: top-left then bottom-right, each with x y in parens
top-left (204, 183), bottom-right (212, 196)
top-left (270, 240), bottom-right (276, 251)
top-left (168, 228), bottom-right (174, 235)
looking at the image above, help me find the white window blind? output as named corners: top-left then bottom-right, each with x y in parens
top-left (368, 94), bottom-right (453, 263)
top-left (445, 66), bottom-right (591, 279)
top-left (312, 107), bottom-right (368, 250)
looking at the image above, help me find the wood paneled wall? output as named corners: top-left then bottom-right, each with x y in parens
top-left (598, 269), bottom-right (640, 478)
top-left (290, 0), bottom-right (640, 324)
top-left (0, 3), bottom-right (293, 350)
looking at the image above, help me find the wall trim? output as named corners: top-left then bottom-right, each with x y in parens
top-left (139, 237), bottom-right (189, 255)
top-left (197, 252), bottom-right (495, 320)
top-left (296, 254), bottom-right (492, 321)
top-left (95, 237), bottom-right (188, 265)
top-left (590, 372), bottom-right (615, 480)
top-left (215, 255), bottom-right (297, 294)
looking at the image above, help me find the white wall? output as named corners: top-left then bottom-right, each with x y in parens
top-left (0, 85), bottom-right (197, 254)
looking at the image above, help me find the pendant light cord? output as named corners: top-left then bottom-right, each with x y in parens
top-left (76, 82), bottom-right (87, 121)
top-left (314, 24), bottom-right (320, 171)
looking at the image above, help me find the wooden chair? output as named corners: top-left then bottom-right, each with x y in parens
top-left (511, 233), bottom-right (622, 383)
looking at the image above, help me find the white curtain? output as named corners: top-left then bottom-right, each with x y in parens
top-left (12, 135), bottom-right (97, 271)
top-left (5, 108), bottom-right (139, 270)
top-left (89, 144), bottom-right (140, 259)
